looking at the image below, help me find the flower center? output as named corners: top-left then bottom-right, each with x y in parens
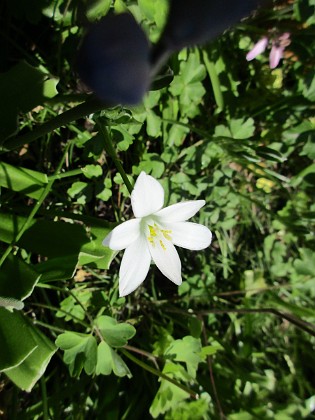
top-left (147, 223), bottom-right (172, 251)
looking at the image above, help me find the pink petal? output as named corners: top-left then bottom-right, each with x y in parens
top-left (246, 37), bottom-right (268, 61)
top-left (269, 45), bottom-right (284, 69)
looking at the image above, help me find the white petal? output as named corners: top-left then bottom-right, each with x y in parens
top-left (164, 222), bottom-right (212, 250)
top-left (155, 200), bottom-right (205, 223)
top-left (131, 172), bottom-right (164, 218)
top-left (119, 236), bottom-right (151, 296)
top-left (148, 238), bottom-right (182, 285)
top-left (246, 37), bottom-right (268, 61)
top-left (102, 219), bottom-right (141, 251)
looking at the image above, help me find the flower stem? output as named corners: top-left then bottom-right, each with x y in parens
top-left (0, 97), bottom-right (104, 154)
top-left (98, 123), bottom-right (133, 195)
top-left (120, 348), bottom-right (198, 399)
top-left (0, 143), bottom-right (70, 268)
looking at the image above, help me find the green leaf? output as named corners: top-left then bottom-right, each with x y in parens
top-left (112, 126), bottom-right (135, 152)
top-left (137, 0), bottom-right (168, 30)
top-left (0, 162), bottom-right (48, 199)
top-left (200, 341), bottom-right (224, 359)
top-left (111, 349), bottom-right (132, 377)
top-left (0, 61), bottom-right (58, 141)
top-left (1, 309), bottom-right (56, 391)
top-left (0, 212), bottom-right (32, 244)
top-left (165, 392), bottom-right (211, 420)
top-left (18, 219), bottom-right (89, 258)
top-left (133, 153), bottom-right (165, 178)
top-left (270, 295), bottom-right (315, 319)
top-left (150, 362), bottom-right (190, 418)
top-left (79, 223), bottom-right (114, 269)
top-left (0, 212), bottom-right (114, 270)
top-left (0, 253), bottom-right (41, 304)
top-left (86, 0), bottom-right (111, 20)
top-left (96, 341), bottom-right (131, 377)
top-left (300, 131), bottom-right (315, 159)
top-left (165, 336), bottom-right (203, 378)
top-left (203, 50), bottom-right (224, 110)
top-left (95, 341), bottom-right (112, 375)
top-left (95, 315), bottom-right (136, 347)
top-left (294, 248), bottom-right (315, 277)
top-left (81, 164), bottom-right (103, 179)
top-left (5, 319), bottom-right (56, 392)
top-left (0, 308), bottom-right (37, 371)
top-left (67, 181), bottom-right (89, 200)
top-left (229, 118), bottom-right (255, 139)
top-left (96, 177), bottom-right (113, 201)
top-left (56, 289), bottom-right (92, 322)
top-left (36, 255), bottom-right (78, 282)
top-left (169, 51), bottom-right (206, 118)
top-left (56, 332), bottom-right (97, 376)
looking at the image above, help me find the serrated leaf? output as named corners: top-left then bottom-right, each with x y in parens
top-left (229, 118), bottom-right (255, 139)
top-left (150, 362), bottom-right (190, 418)
top-left (165, 336), bottom-right (202, 378)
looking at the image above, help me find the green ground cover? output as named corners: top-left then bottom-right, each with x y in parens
top-left (0, 0), bottom-right (314, 418)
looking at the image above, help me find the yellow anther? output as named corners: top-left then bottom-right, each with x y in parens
top-left (147, 224), bottom-right (171, 250)
top-left (159, 240), bottom-right (166, 251)
top-left (161, 229), bottom-right (172, 241)
top-left (148, 225), bottom-right (157, 237)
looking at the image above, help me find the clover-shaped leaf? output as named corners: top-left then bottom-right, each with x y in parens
top-left (55, 332), bottom-right (97, 377)
top-left (96, 341), bottom-right (131, 377)
top-left (95, 315), bottom-right (136, 347)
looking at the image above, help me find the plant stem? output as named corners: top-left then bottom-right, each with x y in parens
top-left (0, 143), bottom-right (70, 268)
top-left (201, 318), bottom-right (226, 419)
top-left (31, 303), bottom-right (90, 328)
top-left (98, 123), bottom-right (133, 195)
top-left (120, 348), bottom-right (199, 399)
top-left (48, 168), bottom-right (83, 180)
top-left (167, 306), bottom-right (315, 338)
top-left (0, 97), bottom-right (104, 154)
top-left (40, 376), bottom-right (49, 420)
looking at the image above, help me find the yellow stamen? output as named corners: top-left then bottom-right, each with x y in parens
top-left (159, 240), bottom-right (166, 251)
top-left (147, 224), bottom-right (172, 250)
top-left (161, 229), bottom-right (172, 241)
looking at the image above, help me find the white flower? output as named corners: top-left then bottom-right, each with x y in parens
top-left (103, 172), bottom-right (212, 297)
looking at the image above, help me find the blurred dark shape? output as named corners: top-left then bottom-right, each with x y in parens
top-left (77, 13), bottom-right (150, 105)
top-left (162, 0), bottom-right (261, 50)
top-left (77, 1), bottom-right (263, 105)
top-left (151, 0), bottom-right (262, 69)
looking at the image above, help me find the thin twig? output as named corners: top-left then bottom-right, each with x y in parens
top-left (167, 307), bottom-right (315, 338)
top-left (120, 348), bottom-right (199, 400)
top-left (124, 345), bottom-right (160, 370)
top-left (0, 97), bottom-right (104, 154)
top-left (200, 317), bottom-right (226, 420)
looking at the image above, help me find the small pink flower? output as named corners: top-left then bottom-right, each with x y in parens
top-left (269, 44), bottom-right (285, 69)
top-left (246, 37), bottom-right (268, 61)
top-left (246, 32), bottom-right (290, 69)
